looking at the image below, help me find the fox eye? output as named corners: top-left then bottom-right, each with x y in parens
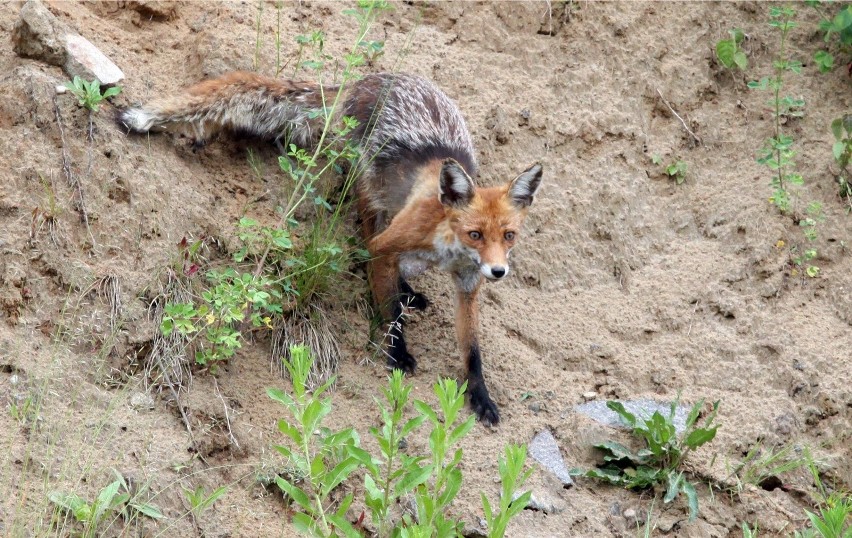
top-left (469, 231), bottom-right (482, 240)
top-left (504, 231), bottom-right (515, 241)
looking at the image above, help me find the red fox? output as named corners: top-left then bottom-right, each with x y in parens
top-left (117, 71), bottom-right (542, 424)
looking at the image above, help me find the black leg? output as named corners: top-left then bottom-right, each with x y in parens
top-left (466, 342), bottom-right (499, 425)
top-left (398, 277), bottom-right (429, 311)
top-left (386, 296), bottom-right (417, 373)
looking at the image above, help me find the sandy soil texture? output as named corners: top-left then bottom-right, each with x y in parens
top-left (0, 1), bottom-right (850, 537)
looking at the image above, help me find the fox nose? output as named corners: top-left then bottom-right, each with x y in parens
top-left (490, 266), bottom-right (506, 279)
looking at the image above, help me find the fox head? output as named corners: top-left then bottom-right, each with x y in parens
top-left (439, 159), bottom-right (543, 282)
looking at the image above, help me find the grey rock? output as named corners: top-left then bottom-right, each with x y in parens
top-left (13, 0), bottom-right (124, 85)
top-left (513, 487), bottom-right (566, 514)
top-left (528, 430), bottom-right (573, 487)
top-left (575, 399), bottom-right (691, 434)
top-left (129, 392), bottom-right (155, 411)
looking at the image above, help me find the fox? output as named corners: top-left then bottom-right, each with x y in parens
top-left (117, 71), bottom-right (543, 425)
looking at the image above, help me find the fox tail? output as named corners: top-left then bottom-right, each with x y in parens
top-left (116, 71), bottom-right (334, 147)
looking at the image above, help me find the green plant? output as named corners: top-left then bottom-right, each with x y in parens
top-left (808, 2), bottom-right (852, 73)
top-left (651, 154), bottom-right (688, 185)
top-left (716, 28), bottom-right (748, 70)
top-left (748, 6), bottom-right (823, 278)
top-left (729, 442), bottom-right (812, 493)
top-left (831, 115), bottom-right (852, 208)
top-left (571, 399), bottom-right (720, 521)
top-left (268, 345), bottom-right (363, 537)
top-left (481, 445), bottom-right (533, 538)
top-left (49, 471), bottom-right (162, 538)
top-left (184, 485), bottom-right (227, 530)
top-left (268, 345), bottom-right (530, 537)
top-left (361, 369), bottom-right (430, 537)
top-left (795, 493), bottom-right (852, 538)
top-left (743, 522), bottom-right (760, 538)
top-left (64, 77), bottom-right (121, 112)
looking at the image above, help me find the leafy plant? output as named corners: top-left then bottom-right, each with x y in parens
top-left (361, 369), bottom-right (430, 537)
top-left (49, 471), bottom-right (162, 538)
top-left (743, 522), bottom-right (760, 538)
top-left (808, 2), bottom-right (852, 73)
top-left (268, 345), bottom-right (531, 537)
top-left (795, 493), bottom-right (852, 538)
top-left (831, 115), bottom-right (852, 208)
top-left (716, 28), bottom-right (748, 70)
top-left (748, 5), bottom-right (822, 278)
top-left (64, 77), bottom-right (121, 112)
top-left (481, 444), bottom-right (533, 538)
top-left (268, 345), bottom-right (363, 537)
top-left (571, 399), bottom-right (720, 521)
top-left (651, 155), bottom-right (688, 185)
top-left (184, 485), bottom-right (227, 530)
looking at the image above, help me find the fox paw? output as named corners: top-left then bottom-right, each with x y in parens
top-left (388, 349), bottom-right (417, 375)
top-left (470, 387), bottom-right (500, 425)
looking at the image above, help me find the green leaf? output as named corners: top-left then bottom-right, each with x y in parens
top-left (664, 472), bottom-right (682, 503)
top-left (321, 456), bottom-right (360, 497)
top-left (684, 426), bottom-right (717, 449)
top-left (716, 39), bottom-right (736, 68)
top-left (834, 141), bottom-right (846, 162)
top-left (733, 51), bottom-right (748, 70)
top-left (394, 464), bottom-right (434, 497)
top-left (328, 513), bottom-right (361, 538)
top-left (131, 502), bottom-right (164, 519)
top-left (413, 400), bottom-right (439, 424)
top-left (594, 440), bottom-right (639, 463)
top-left (448, 415), bottom-right (475, 446)
top-left (102, 86), bottom-right (122, 98)
top-left (292, 512), bottom-right (319, 535)
top-left (606, 401), bottom-right (636, 427)
top-left (814, 50), bottom-right (834, 72)
top-left (681, 479), bottom-right (699, 521)
top-left (275, 477), bottom-right (312, 512)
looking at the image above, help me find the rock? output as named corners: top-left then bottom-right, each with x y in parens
top-left (575, 399), bottom-right (691, 434)
top-left (130, 392), bottom-right (155, 411)
top-left (510, 471), bottom-right (567, 515)
top-left (13, 0), bottom-right (124, 85)
top-left (528, 430), bottom-right (573, 487)
top-left (129, 0), bottom-right (178, 21)
top-left (582, 391), bottom-right (598, 401)
top-left (623, 508), bottom-right (637, 520)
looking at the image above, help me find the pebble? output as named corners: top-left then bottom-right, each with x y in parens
top-left (13, 0), bottom-right (124, 85)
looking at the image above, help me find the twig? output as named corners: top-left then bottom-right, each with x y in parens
top-left (656, 89), bottom-right (703, 147)
top-left (53, 95), bottom-right (97, 247)
top-left (213, 377), bottom-right (240, 450)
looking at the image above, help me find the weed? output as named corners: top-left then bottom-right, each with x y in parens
top-left (268, 345), bottom-right (363, 536)
top-left (571, 399), bottom-right (720, 521)
top-left (269, 346), bottom-right (531, 536)
top-left (64, 76), bottom-right (121, 112)
top-left (481, 444), bottom-right (533, 538)
top-left (716, 28), bottom-right (748, 70)
top-left (651, 154), bottom-right (688, 185)
top-left (742, 522), bottom-right (759, 538)
top-left (831, 115), bottom-right (852, 210)
top-left (729, 442), bottom-right (812, 493)
top-left (49, 470), bottom-right (162, 538)
top-left (749, 5), bottom-right (822, 278)
top-left (795, 493), bottom-right (852, 538)
top-left (808, 2), bottom-right (852, 73)
top-left (184, 485), bottom-right (227, 531)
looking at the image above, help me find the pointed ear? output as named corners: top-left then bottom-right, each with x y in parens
top-left (439, 159), bottom-right (475, 208)
top-left (508, 163), bottom-right (543, 208)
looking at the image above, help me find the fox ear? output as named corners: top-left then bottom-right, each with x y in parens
top-left (439, 159), bottom-right (475, 208)
top-left (508, 163), bottom-right (543, 208)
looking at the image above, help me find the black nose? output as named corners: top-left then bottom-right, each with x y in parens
top-left (491, 267), bottom-right (506, 278)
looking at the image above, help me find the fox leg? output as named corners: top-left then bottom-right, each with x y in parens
top-left (454, 279), bottom-right (499, 424)
top-left (398, 277), bottom-right (429, 311)
top-left (368, 254), bottom-right (417, 373)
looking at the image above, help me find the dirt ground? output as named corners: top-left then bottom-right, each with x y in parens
top-left (1, 1), bottom-right (850, 537)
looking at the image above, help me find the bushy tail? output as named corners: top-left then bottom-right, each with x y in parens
top-left (116, 71), bottom-right (335, 147)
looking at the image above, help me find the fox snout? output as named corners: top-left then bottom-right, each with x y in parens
top-left (481, 264), bottom-right (508, 281)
